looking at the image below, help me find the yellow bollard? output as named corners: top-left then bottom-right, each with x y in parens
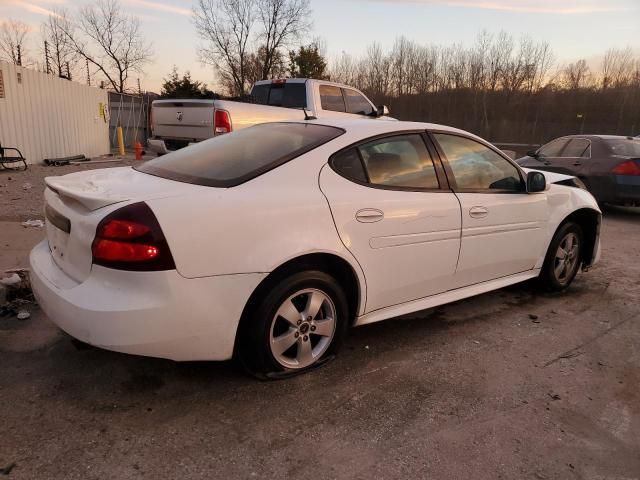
top-left (116, 126), bottom-right (125, 157)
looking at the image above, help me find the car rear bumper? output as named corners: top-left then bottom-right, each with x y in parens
top-left (609, 175), bottom-right (640, 205)
top-left (30, 240), bottom-right (266, 361)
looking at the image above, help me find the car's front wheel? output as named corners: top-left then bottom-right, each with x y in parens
top-left (539, 222), bottom-right (583, 291)
top-left (239, 271), bottom-right (349, 378)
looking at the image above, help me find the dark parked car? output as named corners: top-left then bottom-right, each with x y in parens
top-left (517, 135), bottom-right (640, 206)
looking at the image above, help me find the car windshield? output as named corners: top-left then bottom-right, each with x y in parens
top-left (606, 139), bottom-right (640, 157)
top-left (136, 123), bottom-right (344, 187)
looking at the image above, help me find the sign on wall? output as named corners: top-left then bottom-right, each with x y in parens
top-left (0, 70), bottom-right (4, 98)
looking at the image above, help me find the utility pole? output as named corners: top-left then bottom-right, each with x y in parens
top-left (44, 41), bottom-right (51, 74)
top-left (137, 78), bottom-right (142, 95)
top-left (16, 45), bottom-right (22, 66)
top-left (86, 59), bottom-right (91, 86)
top-left (66, 62), bottom-right (71, 80)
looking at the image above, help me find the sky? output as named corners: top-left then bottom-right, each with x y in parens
top-left (1, 0), bottom-right (639, 92)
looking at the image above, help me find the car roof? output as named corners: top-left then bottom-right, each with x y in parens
top-left (554, 134), bottom-right (636, 141)
top-left (286, 117), bottom-right (478, 141)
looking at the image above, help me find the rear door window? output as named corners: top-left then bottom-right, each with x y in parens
top-left (561, 139), bottom-right (590, 158)
top-left (332, 148), bottom-right (368, 183)
top-left (343, 89), bottom-right (374, 115)
top-left (136, 123), bottom-right (343, 187)
top-left (358, 134), bottom-right (439, 189)
top-left (320, 85), bottom-right (346, 112)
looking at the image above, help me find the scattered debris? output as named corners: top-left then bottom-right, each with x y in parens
top-left (529, 314), bottom-right (539, 320)
top-left (0, 273), bottom-right (21, 286)
top-left (21, 219), bottom-right (44, 228)
top-left (44, 154), bottom-right (86, 166)
top-left (548, 393), bottom-right (561, 401)
top-left (16, 310), bottom-right (30, 320)
top-left (22, 182), bottom-right (32, 190)
top-left (473, 340), bottom-right (480, 344)
top-left (0, 462), bottom-right (16, 475)
top-left (4, 268), bottom-right (29, 274)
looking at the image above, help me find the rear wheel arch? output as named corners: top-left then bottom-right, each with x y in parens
top-left (554, 208), bottom-right (600, 267)
top-left (233, 253), bottom-right (363, 358)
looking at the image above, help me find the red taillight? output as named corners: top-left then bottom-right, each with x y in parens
top-left (92, 202), bottom-right (175, 271)
top-left (271, 79), bottom-right (286, 85)
top-left (93, 240), bottom-right (159, 262)
top-left (612, 160), bottom-right (640, 176)
top-left (101, 220), bottom-right (150, 239)
top-left (214, 109), bottom-right (232, 135)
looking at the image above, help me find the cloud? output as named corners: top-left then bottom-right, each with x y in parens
top-left (8, 0), bottom-right (62, 17)
top-left (123, 0), bottom-right (192, 16)
top-left (365, 0), bottom-right (630, 14)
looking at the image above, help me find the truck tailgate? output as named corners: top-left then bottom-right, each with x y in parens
top-left (153, 99), bottom-right (215, 141)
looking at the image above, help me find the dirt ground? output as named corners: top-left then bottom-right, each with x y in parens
top-left (0, 157), bottom-right (139, 222)
top-left (0, 163), bottom-right (639, 479)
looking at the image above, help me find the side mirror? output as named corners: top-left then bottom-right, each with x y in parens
top-left (526, 171), bottom-right (546, 193)
top-left (526, 149), bottom-right (539, 158)
top-left (376, 105), bottom-right (390, 117)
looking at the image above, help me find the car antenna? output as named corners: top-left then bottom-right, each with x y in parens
top-left (302, 107), bottom-right (317, 121)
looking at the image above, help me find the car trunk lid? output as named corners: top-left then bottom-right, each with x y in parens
top-left (43, 167), bottom-right (203, 283)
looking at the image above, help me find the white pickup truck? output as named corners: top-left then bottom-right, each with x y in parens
top-left (147, 78), bottom-right (391, 154)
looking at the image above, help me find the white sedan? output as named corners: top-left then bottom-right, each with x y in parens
top-left (30, 119), bottom-right (601, 377)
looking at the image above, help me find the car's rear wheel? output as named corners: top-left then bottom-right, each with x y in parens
top-left (239, 271), bottom-right (349, 378)
top-left (539, 222), bottom-right (583, 291)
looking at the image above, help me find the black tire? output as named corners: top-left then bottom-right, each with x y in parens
top-left (539, 222), bottom-right (583, 291)
top-left (238, 270), bottom-right (349, 379)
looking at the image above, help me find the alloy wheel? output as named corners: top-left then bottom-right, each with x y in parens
top-left (554, 232), bottom-right (580, 284)
top-left (269, 289), bottom-right (337, 369)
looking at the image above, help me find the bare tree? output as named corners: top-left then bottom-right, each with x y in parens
top-left (41, 9), bottom-right (78, 78)
top-left (194, 0), bottom-right (311, 95)
top-left (602, 47), bottom-right (634, 89)
top-left (194, 0), bottom-right (254, 96)
top-left (62, 0), bottom-right (152, 92)
top-left (256, 0), bottom-right (310, 80)
top-left (562, 59), bottom-right (591, 90)
top-left (0, 19), bottom-right (30, 66)
top-left (330, 52), bottom-right (359, 86)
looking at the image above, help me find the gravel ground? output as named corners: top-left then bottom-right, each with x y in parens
top-left (0, 184), bottom-right (639, 478)
top-left (0, 157), bottom-right (142, 222)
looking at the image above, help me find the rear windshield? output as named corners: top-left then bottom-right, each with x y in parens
top-left (606, 139), bottom-right (640, 157)
top-left (251, 83), bottom-right (307, 108)
top-left (136, 123), bottom-right (344, 187)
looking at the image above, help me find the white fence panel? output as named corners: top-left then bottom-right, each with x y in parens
top-left (0, 60), bottom-right (110, 165)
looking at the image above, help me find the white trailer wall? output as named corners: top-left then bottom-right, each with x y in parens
top-left (0, 60), bottom-right (110, 165)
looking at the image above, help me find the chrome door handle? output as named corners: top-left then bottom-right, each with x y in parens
top-left (356, 208), bottom-right (384, 223)
top-left (469, 206), bottom-right (488, 218)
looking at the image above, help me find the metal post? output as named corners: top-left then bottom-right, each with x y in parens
top-left (117, 126), bottom-right (125, 156)
top-left (86, 59), bottom-right (90, 86)
top-left (16, 45), bottom-right (22, 66)
top-left (44, 41), bottom-right (51, 74)
top-left (66, 62), bottom-right (71, 80)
